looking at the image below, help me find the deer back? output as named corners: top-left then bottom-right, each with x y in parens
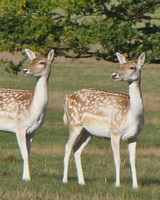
top-left (64, 89), bottom-right (130, 135)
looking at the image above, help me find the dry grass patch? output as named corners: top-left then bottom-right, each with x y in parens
top-left (48, 91), bottom-right (65, 110)
top-left (54, 55), bottom-right (110, 66)
top-left (143, 94), bottom-right (160, 112)
top-left (31, 144), bottom-right (64, 156)
top-left (137, 146), bottom-right (160, 157)
top-left (31, 144), bottom-right (113, 156)
top-left (30, 144), bottom-right (160, 158)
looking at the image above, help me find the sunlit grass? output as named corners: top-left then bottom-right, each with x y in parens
top-left (0, 59), bottom-right (160, 199)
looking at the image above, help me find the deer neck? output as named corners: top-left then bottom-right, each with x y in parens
top-left (31, 75), bottom-right (49, 112)
top-left (128, 79), bottom-right (143, 116)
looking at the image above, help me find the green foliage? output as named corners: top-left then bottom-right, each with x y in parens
top-left (0, 0), bottom-right (160, 74)
top-left (5, 61), bottom-right (22, 74)
top-left (0, 0), bottom-right (61, 53)
top-left (60, 0), bottom-right (160, 62)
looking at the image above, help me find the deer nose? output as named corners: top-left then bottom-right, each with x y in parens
top-left (23, 69), bottom-right (28, 74)
top-left (112, 73), bottom-right (118, 79)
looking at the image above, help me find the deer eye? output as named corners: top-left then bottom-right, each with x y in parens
top-left (129, 66), bottom-right (135, 70)
top-left (39, 61), bottom-right (45, 65)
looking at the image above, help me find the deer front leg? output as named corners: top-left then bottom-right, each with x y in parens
top-left (111, 134), bottom-right (121, 187)
top-left (16, 130), bottom-right (30, 181)
top-left (128, 138), bottom-right (138, 189)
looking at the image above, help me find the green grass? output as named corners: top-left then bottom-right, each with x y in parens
top-left (0, 60), bottom-right (160, 199)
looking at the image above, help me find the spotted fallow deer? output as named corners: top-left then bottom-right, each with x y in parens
top-left (0, 49), bottom-right (54, 180)
top-left (62, 53), bottom-right (145, 189)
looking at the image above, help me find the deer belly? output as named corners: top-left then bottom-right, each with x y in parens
top-left (82, 113), bottom-right (111, 138)
top-left (0, 119), bottom-right (15, 133)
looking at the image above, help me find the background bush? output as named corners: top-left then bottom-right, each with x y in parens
top-left (0, 0), bottom-right (160, 73)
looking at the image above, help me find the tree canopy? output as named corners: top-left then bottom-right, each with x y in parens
top-left (0, 0), bottom-right (160, 73)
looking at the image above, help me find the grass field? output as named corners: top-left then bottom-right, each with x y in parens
top-left (0, 57), bottom-right (160, 200)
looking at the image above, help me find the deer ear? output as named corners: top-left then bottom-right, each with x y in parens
top-left (137, 53), bottom-right (145, 69)
top-left (116, 53), bottom-right (126, 64)
top-left (25, 49), bottom-right (36, 60)
top-left (47, 49), bottom-right (54, 63)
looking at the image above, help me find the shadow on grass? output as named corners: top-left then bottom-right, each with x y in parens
top-left (0, 155), bottom-right (22, 163)
top-left (118, 176), bottom-right (160, 187)
top-left (0, 171), bottom-right (8, 176)
top-left (139, 177), bottom-right (160, 186)
top-left (43, 172), bottom-right (99, 185)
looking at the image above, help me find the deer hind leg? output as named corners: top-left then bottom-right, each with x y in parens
top-left (26, 132), bottom-right (35, 157)
top-left (16, 129), bottom-right (30, 181)
top-left (111, 134), bottom-right (121, 187)
top-left (73, 129), bottom-right (92, 185)
top-left (128, 138), bottom-right (138, 189)
top-left (62, 125), bottom-right (83, 184)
